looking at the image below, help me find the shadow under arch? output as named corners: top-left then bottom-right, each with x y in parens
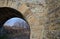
top-left (0, 7), bottom-right (30, 39)
top-left (0, 7), bottom-right (25, 27)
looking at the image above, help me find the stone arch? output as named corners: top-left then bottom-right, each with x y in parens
top-left (0, 0), bottom-right (40, 39)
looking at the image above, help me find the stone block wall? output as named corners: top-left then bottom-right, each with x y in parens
top-left (44, 0), bottom-right (60, 39)
top-left (0, 0), bottom-right (60, 39)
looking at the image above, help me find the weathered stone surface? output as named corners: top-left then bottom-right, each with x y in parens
top-left (18, 4), bottom-right (29, 13)
top-left (44, 0), bottom-right (60, 39)
top-left (0, 0), bottom-right (60, 39)
top-left (0, 0), bottom-right (47, 39)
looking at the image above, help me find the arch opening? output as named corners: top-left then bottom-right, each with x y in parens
top-left (0, 7), bottom-right (30, 39)
top-left (0, 7), bottom-right (25, 27)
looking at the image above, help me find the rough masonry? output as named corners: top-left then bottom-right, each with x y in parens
top-left (0, 0), bottom-right (60, 39)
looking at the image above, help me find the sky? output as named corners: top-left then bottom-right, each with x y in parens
top-left (3, 17), bottom-right (29, 29)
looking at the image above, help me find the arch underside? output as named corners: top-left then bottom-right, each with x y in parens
top-left (0, 7), bottom-right (25, 27)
